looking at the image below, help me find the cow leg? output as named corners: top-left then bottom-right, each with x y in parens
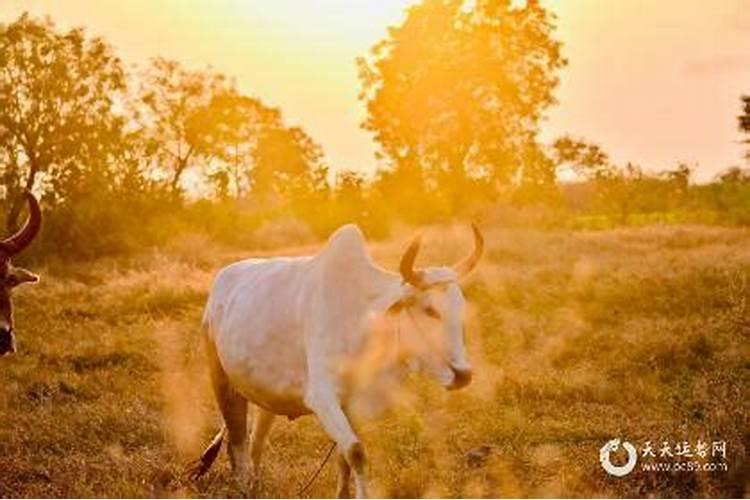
top-left (305, 386), bottom-right (368, 498)
top-left (217, 385), bottom-right (250, 488)
top-left (206, 338), bottom-right (250, 486)
top-left (249, 405), bottom-right (275, 489)
top-left (336, 448), bottom-right (352, 498)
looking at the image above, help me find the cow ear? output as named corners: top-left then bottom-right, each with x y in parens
top-left (8, 267), bottom-right (39, 287)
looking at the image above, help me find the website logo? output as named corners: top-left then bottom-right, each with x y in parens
top-left (600, 438), bottom-right (638, 477)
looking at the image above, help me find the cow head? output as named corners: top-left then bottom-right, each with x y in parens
top-left (390, 224), bottom-right (483, 390)
top-left (0, 192), bottom-right (42, 356)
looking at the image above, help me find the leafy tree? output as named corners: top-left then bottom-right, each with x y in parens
top-left (717, 166), bottom-right (750, 185)
top-left (205, 92), bottom-right (283, 198)
top-left (0, 13), bottom-right (126, 230)
top-left (329, 170), bottom-right (368, 228)
top-left (250, 125), bottom-right (328, 199)
top-left (358, 0), bottom-right (565, 212)
top-left (660, 162), bottom-right (691, 203)
top-left (552, 136), bottom-right (610, 177)
top-left (513, 142), bottom-right (560, 205)
top-left (371, 158), bottom-right (438, 224)
top-left (629, 163), bottom-right (692, 215)
top-left (552, 136), bottom-right (646, 222)
top-left (138, 58), bottom-right (231, 195)
top-left (739, 94), bottom-right (750, 164)
top-left (704, 166), bottom-right (750, 223)
top-left (593, 163), bottom-right (646, 224)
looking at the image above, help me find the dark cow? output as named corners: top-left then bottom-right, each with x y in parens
top-left (0, 192), bottom-right (42, 356)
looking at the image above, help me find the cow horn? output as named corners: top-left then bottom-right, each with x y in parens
top-left (453, 223), bottom-right (484, 278)
top-left (0, 191), bottom-right (41, 256)
top-left (399, 234), bottom-right (426, 288)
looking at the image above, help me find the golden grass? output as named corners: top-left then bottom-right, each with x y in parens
top-left (0, 224), bottom-right (748, 497)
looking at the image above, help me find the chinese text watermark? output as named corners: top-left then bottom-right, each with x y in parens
top-left (600, 438), bottom-right (728, 477)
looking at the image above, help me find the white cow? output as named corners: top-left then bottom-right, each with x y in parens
top-left (188, 223), bottom-right (483, 497)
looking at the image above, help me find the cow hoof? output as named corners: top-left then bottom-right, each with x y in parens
top-left (239, 476), bottom-right (261, 497)
top-left (347, 442), bottom-right (366, 473)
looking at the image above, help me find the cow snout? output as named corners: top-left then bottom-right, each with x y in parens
top-left (447, 366), bottom-right (472, 390)
top-left (0, 328), bottom-right (15, 356)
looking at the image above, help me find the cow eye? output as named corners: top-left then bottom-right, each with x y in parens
top-left (423, 305), bottom-right (441, 319)
top-left (6, 276), bottom-right (18, 287)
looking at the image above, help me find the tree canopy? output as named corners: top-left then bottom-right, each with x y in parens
top-left (358, 0), bottom-right (566, 213)
top-left (0, 10), bottom-right (748, 258)
top-left (0, 13), bottom-right (126, 229)
top-left (739, 94), bottom-right (750, 164)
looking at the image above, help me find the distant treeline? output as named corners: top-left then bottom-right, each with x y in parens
top-left (1, 5), bottom-right (749, 259)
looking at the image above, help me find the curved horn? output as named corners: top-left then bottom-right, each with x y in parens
top-left (453, 223), bottom-right (484, 278)
top-left (399, 234), bottom-right (426, 288)
top-left (1, 191), bottom-right (41, 256)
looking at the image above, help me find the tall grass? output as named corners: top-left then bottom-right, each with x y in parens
top-left (0, 224), bottom-right (747, 497)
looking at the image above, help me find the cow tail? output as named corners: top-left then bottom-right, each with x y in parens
top-left (185, 426), bottom-right (226, 480)
top-left (200, 304), bottom-right (211, 337)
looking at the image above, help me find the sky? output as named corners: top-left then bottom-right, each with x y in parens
top-left (2, 0), bottom-right (749, 182)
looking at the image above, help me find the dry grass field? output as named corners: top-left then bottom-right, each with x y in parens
top-left (0, 224), bottom-right (748, 498)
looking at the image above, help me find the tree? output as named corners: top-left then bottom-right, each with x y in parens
top-left (371, 157), bottom-right (437, 223)
top-left (707, 166), bottom-right (750, 220)
top-left (739, 94), bottom-right (750, 164)
top-left (513, 142), bottom-right (560, 205)
top-left (0, 13), bottom-right (126, 230)
top-left (332, 170), bottom-right (368, 225)
top-left (660, 162), bottom-right (691, 202)
top-left (552, 136), bottom-right (610, 178)
top-left (207, 93), bottom-right (282, 198)
top-left (717, 166), bottom-right (750, 185)
top-left (358, 0), bottom-right (565, 212)
top-left (552, 136), bottom-right (647, 222)
top-left (250, 125), bottom-right (328, 200)
top-left (594, 163), bottom-right (646, 224)
top-left (138, 58), bottom-right (231, 196)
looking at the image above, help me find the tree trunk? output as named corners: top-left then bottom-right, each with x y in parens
top-left (6, 166), bottom-right (38, 233)
top-left (170, 152), bottom-right (193, 197)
